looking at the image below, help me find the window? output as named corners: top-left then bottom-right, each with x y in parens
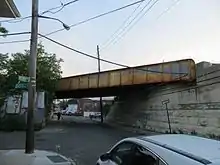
top-left (132, 146), bottom-right (157, 165)
top-left (159, 160), bottom-right (167, 165)
top-left (110, 142), bottom-right (167, 165)
top-left (110, 142), bottom-right (135, 165)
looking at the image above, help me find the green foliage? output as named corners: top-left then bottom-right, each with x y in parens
top-left (0, 26), bottom-right (8, 34)
top-left (0, 53), bottom-right (9, 72)
top-left (0, 43), bottom-right (63, 106)
top-left (7, 43), bottom-right (63, 92)
top-left (0, 53), bottom-right (9, 106)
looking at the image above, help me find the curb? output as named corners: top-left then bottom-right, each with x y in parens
top-left (103, 122), bottom-right (159, 135)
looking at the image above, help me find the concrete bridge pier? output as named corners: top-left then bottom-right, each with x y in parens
top-left (105, 77), bottom-right (220, 139)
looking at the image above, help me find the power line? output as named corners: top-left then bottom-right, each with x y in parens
top-left (0, 32), bottom-right (30, 44)
top-left (102, 0), bottom-right (180, 51)
top-left (112, 0), bottom-right (160, 46)
top-left (0, 31), bottom-right (30, 37)
top-left (0, 0), bottom-right (147, 44)
top-left (0, 0), bottom-right (80, 24)
top-left (38, 33), bottom-right (187, 75)
top-left (102, 0), bottom-right (154, 50)
top-left (101, 1), bottom-right (144, 48)
top-left (104, 0), bottom-right (159, 50)
top-left (0, 39), bottom-right (29, 44)
top-left (0, 16), bottom-right (31, 24)
top-left (41, 0), bottom-right (80, 15)
top-left (0, 31), bottom-right (187, 75)
top-left (156, 0), bottom-right (180, 20)
top-left (45, 0), bottom-right (147, 36)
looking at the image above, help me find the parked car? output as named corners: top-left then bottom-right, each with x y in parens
top-left (97, 134), bottom-right (220, 165)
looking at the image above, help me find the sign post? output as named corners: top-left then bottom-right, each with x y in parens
top-left (162, 99), bottom-right (171, 133)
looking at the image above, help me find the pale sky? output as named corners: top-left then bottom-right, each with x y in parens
top-left (0, 0), bottom-right (219, 77)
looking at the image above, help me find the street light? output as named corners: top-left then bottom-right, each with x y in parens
top-left (25, 5), bottom-right (70, 153)
top-left (38, 15), bottom-right (70, 30)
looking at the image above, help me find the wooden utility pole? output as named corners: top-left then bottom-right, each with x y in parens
top-left (97, 45), bottom-right (103, 123)
top-left (25, 0), bottom-right (39, 154)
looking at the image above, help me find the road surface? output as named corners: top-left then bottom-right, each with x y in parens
top-left (0, 116), bottom-right (141, 165)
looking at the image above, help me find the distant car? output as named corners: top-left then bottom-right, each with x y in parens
top-left (66, 111), bottom-right (75, 116)
top-left (61, 109), bottom-right (67, 115)
top-left (89, 112), bottom-right (101, 119)
top-left (97, 134), bottom-right (220, 165)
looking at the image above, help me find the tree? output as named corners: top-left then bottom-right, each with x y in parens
top-left (0, 23), bottom-right (8, 36)
top-left (0, 26), bottom-right (9, 106)
top-left (0, 53), bottom-right (9, 73)
top-left (0, 54), bottom-right (9, 97)
top-left (0, 26), bottom-right (8, 34)
top-left (6, 42), bottom-right (63, 103)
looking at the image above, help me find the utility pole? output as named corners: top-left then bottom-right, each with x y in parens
top-left (97, 45), bottom-right (103, 123)
top-left (25, 0), bottom-right (39, 154)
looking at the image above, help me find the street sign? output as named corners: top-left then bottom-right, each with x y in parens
top-left (18, 76), bottom-right (30, 83)
top-left (162, 99), bottom-right (170, 105)
top-left (15, 83), bottom-right (28, 89)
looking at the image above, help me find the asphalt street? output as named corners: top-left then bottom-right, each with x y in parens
top-left (0, 116), bottom-right (139, 165)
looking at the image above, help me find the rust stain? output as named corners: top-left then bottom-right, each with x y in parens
top-left (57, 59), bottom-right (196, 91)
top-left (69, 77), bottom-right (79, 89)
top-left (99, 73), bottom-right (109, 87)
top-left (133, 67), bottom-right (147, 84)
top-left (78, 76), bottom-right (89, 89)
top-left (109, 71), bottom-right (121, 87)
top-left (121, 69), bottom-right (133, 85)
top-left (89, 74), bottom-right (98, 88)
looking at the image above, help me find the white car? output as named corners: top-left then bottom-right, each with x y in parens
top-left (97, 134), bottom-right (220, 165)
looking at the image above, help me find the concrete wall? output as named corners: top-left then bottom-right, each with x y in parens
top-left (106, 62), bottom-right (220, 138)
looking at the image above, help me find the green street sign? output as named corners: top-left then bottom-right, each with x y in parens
top-left (18, 76), bottom-right (30, 83)
top-left (15, 83), bottom-right (28, 89)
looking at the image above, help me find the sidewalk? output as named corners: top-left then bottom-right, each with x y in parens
top-left (0, 149), bottom-right (77, 165)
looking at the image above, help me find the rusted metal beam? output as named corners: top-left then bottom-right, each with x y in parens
top-left (56, 59), bottom-right (196, 93)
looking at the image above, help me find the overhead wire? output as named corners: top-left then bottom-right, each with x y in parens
top-left (101, 0), bottom-right (153, 50)
top-left (0, 31), bottom-right (188, 75)
top-left (101, 0), bottom-right (144, 48)
top-left (38, 33), bottom-right (187, 75)
top-left (156, 0), bottom-right (180, 20)
top-left (0, 31), bottom-right (30, 37)
top-left (0, 0), bottom-right (80, 24)
top-left (41, 0), bottom-right (80, 15)
top-left (0, 0), bottom-right (146, 44)
top-left (102, 0), bottom-right (159, 51)
top-left (44, 0), bottom-right (147, 36)
top-left (0, 32), bottom-right (30, 44)
top-left (0, 0), bottom-right (189, 94)
top-left (0, 16), bottom-right (31, 24)
top-left (0, 40), bottom-right (29, 44)
top-left (0, 31), bottom-right (188, 83)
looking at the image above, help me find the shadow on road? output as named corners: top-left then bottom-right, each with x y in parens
top-left (0, 116), bottom-right (156, 165)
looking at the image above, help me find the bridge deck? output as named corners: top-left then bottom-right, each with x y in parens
top-left (55, 59), bottom-right (196, 98)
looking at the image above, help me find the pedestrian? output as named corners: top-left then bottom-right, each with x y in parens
top-left (57, 111), bottom-right (61, 120)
